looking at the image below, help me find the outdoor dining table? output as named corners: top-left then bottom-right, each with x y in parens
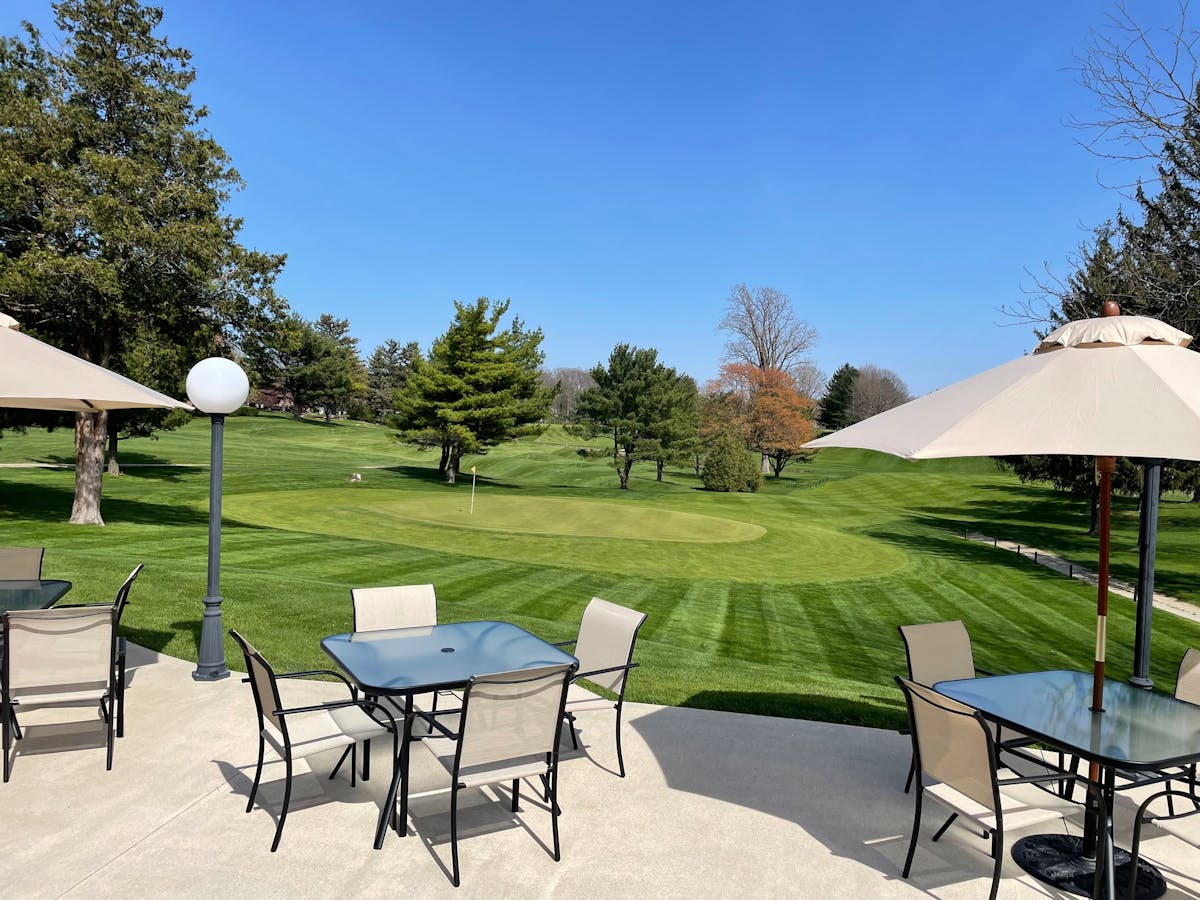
top-left (321, 620), bottom-right (578, 849)
top-left (936, 670), bottom-right (1200, 900)
top-left (0, 579), bottom-right (71, 614)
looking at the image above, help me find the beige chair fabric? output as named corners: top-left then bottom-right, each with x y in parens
top-left (0, 547), bottom-right (44, 580)
top-left (230, 630), bottom-right (395, 852)
top-left (561, 597), bottom-right (646, 778)
top-left (897, 677), bottom-right (1071, 900)
top-left (898, 620), bottom-right (975, 686)
top-left (1176, 648), bottom-right (1200, 705)
top-left (351, 584), bottom-right (437, 632)
top-left (1126, 786), bottom-right (1200, 900)
top-left (2, 606), bottom-right (119, 781)
top-left (411, 663), bottom-right (575, 887)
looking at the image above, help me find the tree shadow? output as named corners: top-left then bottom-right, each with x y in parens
top-left (679, 689), bottom-right (906, 730)
top-left (373, 465), bottom-right (522, 490)
top-left (0, 480), bottom-right (262, 528)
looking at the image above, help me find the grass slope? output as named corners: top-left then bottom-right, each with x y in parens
top-left (1, 414), bottom-right (1199, 729)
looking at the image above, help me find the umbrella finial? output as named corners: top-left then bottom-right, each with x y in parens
top-left (1101, 300), bottom-right (1120, 317)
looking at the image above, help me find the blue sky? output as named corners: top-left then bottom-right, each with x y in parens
top-left (6, 0), bottom-right (1158, 394)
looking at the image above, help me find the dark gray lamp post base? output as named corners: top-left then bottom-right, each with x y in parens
top-left (193, 413), bottom-right (230, 682)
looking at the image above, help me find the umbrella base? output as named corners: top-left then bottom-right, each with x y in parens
top-left (1012, 834), bottom-right (1165, 899)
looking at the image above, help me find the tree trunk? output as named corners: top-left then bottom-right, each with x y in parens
top-left (1088, 486), bottom-right (1100, 537)
top-left (656, 459), bottom-right (664, 481)
top-left (438, 443), bottom-right (450, 475)
top-left (1192, 485), bottom-right (1200, 503)
top-left (760, 451), bottom-right (770, 475)
top-left (617, 458), bottom-right (632, 489)
top-left (292, 405), bottom-right (304, 420)
top-left (324, 407), bottom-right (332, 423)
top-left (770, 452), bottom-right (784, 478)
top-left (445, 447), bottom-right (460, 484)
top-left (70, 411), bottom-right (107, 525)
top-left (106, 428), bottom-right (121, 476)
top-left (694, 453), bottom-right (701, 476)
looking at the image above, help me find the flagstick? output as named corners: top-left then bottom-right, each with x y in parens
top-left (469, 466), bottom-right (477, 515)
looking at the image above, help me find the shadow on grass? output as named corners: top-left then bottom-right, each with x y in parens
top-left (678, 689), bottom-right (905, 731)
top-left (0, 480), bottom-right (263, 529)
top-left (123, 620), bottom-right (202, 657)
top-left (374, 465), bottom-right (522, 490)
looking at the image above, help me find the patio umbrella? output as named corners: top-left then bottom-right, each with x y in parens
top-left (805, 304), bottom-right (1200, 713)
top-left (0, 313), bottom-right (189, 411)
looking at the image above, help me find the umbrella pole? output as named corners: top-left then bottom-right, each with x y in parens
top-left (1091, 456), bottom-right (1115, 713)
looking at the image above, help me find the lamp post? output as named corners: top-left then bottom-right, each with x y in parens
top-left (187, 357), bottom-right (249, 681)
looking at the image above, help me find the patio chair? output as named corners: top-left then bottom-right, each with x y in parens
top-left (52, 564), bottom-right (143, 740)
top-left (1124, 786), bottom-right (1200, 900)
top-left (229, 630), bottom-right (397, 852)
top-left (2, 605), bottom-right (121, 782)
top-left (350, 584), bottom-right (446, 775)
top-left (405, 663), bottom-right (575, 887)
top-left (553, 597), bottom-right (646, 778)
top-left (898, 620), bottom-right (1067, 794)
top-left (0, 547), bottom-right (44, 580)
top-left (895, 676), bottom-right (1072, 900)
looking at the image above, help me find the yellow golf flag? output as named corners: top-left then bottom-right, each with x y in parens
top-left (471, 466), bottom-right (476, 474)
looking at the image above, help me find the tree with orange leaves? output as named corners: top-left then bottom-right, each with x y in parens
top-left (704, 363), bottom-right (817, 477)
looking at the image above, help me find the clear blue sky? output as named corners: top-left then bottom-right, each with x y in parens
top-left (6, 0), bottom-right (1158, 394)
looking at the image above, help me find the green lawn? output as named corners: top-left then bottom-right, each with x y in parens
top-left (2, 412), bottom-right (1199, 730)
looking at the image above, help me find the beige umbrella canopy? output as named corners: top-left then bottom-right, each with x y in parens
top-left (0, 313), bottom-right (189, 412)
top-left (806, 306), bottom-right (1200, 712)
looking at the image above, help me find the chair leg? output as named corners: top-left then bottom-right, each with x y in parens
top-left (450, 782), bottom-right (461, 887)
top-left (931, 812), bottom-right (957, 842)
top-left (247, 735), bottom-right (265, 812)
top-left (271, 754), bottom-right (293, 852)
top-left (9, 708), bottom-right (20, 742)
top-left (116, 644), bottom-right (127, 738)
top-left (2, 697), bottom-right (10, 783)
top-left (989, 825), bottom-right (1004, 900)
top-left (329, 745), bottom-right (352, 780)
top-left (104, 698), bottom-right (114, 771)
top-left (550, 764), bottom-right (562, 862)
top-left (902, 787), bottom-right (923, 878)
top-left (1126, 811), bottom-right (1147, 900)
top-left (566, 713), bottom-right (579, 750)
top-left (363, 738), bottom-right (371, 782)
top-left (904, 755), bottom-right (915, 793)
top-left (512, 778), bottom-right (521, 812)
top-left (614, 702), bottom-right (627, 778)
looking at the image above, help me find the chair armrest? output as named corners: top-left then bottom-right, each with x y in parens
top-left (276, 669), bottom-right (356, 696)
top-left (997, 772), bottom-right (1078, 787)
top-left (573, 662), bottom-right (639, 681)
top-left (1136, 788), bottom-right (1200, 822)
top-left (273, 697), bottom-right (396, 733)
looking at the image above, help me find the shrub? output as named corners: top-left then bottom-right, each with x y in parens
top-left (701, 433), bottom-right (761, 492)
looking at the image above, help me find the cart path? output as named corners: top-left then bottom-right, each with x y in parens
top-left (964, 531), bottom-right (1200, 623)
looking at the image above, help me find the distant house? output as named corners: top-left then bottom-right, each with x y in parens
top-left (250, 386), bottom-right (293, 412)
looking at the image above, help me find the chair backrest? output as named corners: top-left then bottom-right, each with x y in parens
top-left (0, 547), bottom-right (44, 580)
top-left (572, 597), bottom-right (647, 694)
top-left (3, 606), bottom-right (115, 695)
top-left (896, 676), bottom-right (997, 813)
top-left (351, 584), bottom-right (437, 632)
top-left (230, 630), bottom-right (285, 734)
top-left (898, 620), bottom-right (975, 686)
top-left (456, 664), bottom-right (575, 773)
top-left (1177, 648), bottom-right (1200, 705)
top-left (112, 564), bottom-right (144, 626)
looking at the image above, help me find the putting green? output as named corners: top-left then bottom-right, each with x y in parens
top-left (223, 487), bottom-right (906, 583)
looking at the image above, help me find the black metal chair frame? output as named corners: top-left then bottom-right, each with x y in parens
top-left (230, 630), bottom-right (398, 852)
top-left (897, 676), bottom-right (1075, 900)
top-left (1124, 788), bottom-right (1200, 900)
top-left (2, 606), bottom-right (122, 782)
top-left (553, 614), bottom-right (645, 779)
top-left (403, 665), bottom-right (574, 888)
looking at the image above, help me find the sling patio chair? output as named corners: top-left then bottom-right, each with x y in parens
top-left (898, 620), bottom-right (1071, 795)
top-left (402, 663), bottom-right (576, 887)
top-left (350, 583), bottom-right (450, 775)
top-left (553, 597), bottom-right (646, 778)
top-left (1124, 785), bottom-right (1200, 900)
top-left (895, 676), bottom-right (1075, 900)
top-left (0, 547), bottom-right (44, 580)
top-left (230, 630), bottom-right (397, 852)
top-left (2, 605), bottom-right (122, 782)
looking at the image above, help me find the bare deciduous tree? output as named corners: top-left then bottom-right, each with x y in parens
top-left (540, 366), bottom-right (595, 419)
top-left (791, 361), bottom-right (827, 400)
top-left (847, 365), bottom-right (911, 424)
top-left (719, 283), bottom-right (818, 373)
top-left (1072, 0), bottom-right (1200, 165)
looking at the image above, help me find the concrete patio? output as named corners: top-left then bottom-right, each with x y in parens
top-left (3, 644), bottom-right (1199, 899)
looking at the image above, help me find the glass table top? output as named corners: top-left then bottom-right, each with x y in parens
top-left (0, 579), bottom-right (72, 614)
top-left (322, 620), bottom-right (577, 693)
top-left (936, 669), bottom-right (1200, 771)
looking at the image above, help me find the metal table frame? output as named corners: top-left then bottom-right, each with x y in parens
top-left (321, 620), bottom-right (578, 848)
top-left (936, 670), bottom-right (1200, 900)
